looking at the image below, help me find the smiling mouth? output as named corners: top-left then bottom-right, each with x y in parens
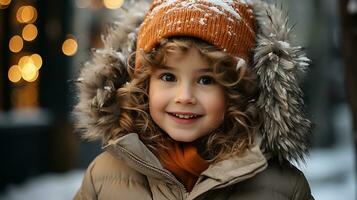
top-left (167, 112), bottom-right (203, 119)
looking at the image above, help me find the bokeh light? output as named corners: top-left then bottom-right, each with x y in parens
top-left (62, 37), bottom-right (78, 56)
top-left (18, 54), bottom-right (42, 71)
top-left (9, 35), bottom-right (23, 53)
top-left (8, 65), bottom-right (22, 83)
top-left (0, 0), bottom-right (11, 5)
top-left (18, 56), bottom-right (31, 71)
top-left (22, 24), bottom-right (38, 41)
top-left (16, 6), bottom-right (37, 23)
top-left (0, 0), bottom-right (11, 9)
top-left (21, 62), bottom-right (38, 82)
top-left (16, 55), bottom-right (41, 82)
top-left (27, 70), bottom-right (39, 82)
top-left (103, 0), bottom-right (124, 9)
top-left (30, 54), bottom-right (43, 70)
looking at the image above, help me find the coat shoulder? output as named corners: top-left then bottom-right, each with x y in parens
top-left (230, 159), bottom-right (314, 200)
top-left (89, 151), bottom-right (148, 183)
top-left (74, 151), bottom-right (152, 200)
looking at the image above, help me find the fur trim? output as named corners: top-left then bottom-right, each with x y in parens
top-left (73, 3), bottom-right (148, 142)
top-left (73, 0), bottom-right (312, 163)
top-left (252, 0), bottom-right (312, 163)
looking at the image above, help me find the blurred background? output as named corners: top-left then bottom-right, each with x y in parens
top-left (0, 0), bottom-right (356, 199)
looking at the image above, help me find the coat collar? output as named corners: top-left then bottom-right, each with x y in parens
top-left (103, 132), bottom-right (267, 197)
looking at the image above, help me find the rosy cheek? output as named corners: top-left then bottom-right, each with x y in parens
top-left (208, 92), bottom-right (225, 109)
top-left (206, 92), bottom-right (226, 120)
top-left (149, 84), bottom-right (167, 116)
top-left (149, 94), bottom-right (160, 113)
top-left (149, 98), bottom-right (161, 126)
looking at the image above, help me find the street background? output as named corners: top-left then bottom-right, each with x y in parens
top-left (0, 0), bottom-right (356, 199)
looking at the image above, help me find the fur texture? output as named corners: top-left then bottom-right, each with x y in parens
top-left (73, 3), bottom-right (147, 142)
top-left (73, 0), bottom-right (312, 163)
top-left (252, 0), bottom-right (312, 163)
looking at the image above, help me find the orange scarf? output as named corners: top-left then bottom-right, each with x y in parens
top-left (158, 141), bottom-right (209, 192)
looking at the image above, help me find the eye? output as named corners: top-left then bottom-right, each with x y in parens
top-left (160, 73), bottom-right (176, 82)
top-left (198, 75), bottom-right (215, 85)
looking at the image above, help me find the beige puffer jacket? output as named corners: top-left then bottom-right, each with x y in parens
top-left (73, 0), bottom-right (315, 199)
top-left (74, 133), bottom-right (313, 200)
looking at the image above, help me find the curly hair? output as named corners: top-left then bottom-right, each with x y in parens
top-left (114, 37), bottom-right (260, 162)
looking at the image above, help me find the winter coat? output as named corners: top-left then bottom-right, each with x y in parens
top-left (74, 133), bottom-right (313, 200)
top-left (73, 0), bottom-right (314, 199)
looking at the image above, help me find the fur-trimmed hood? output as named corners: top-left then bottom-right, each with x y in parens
top-left (74, 0), bottom-right (312, 164)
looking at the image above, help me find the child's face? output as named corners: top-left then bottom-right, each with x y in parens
top-left (149, 47), bottom-right (226, 142)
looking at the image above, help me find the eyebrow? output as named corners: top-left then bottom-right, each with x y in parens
top-left (157, 65), bottom-right (213, 72)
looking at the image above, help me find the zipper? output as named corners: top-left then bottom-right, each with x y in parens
top-left (109, 145), bottom-right (188, 200)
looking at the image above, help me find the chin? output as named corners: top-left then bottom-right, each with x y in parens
top-left (167, 133), bottom-right (197, 143)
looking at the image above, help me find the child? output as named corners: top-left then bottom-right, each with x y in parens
top-left (74, 0), bottom-right (314, 199)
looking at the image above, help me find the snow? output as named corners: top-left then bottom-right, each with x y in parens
top-left (199, 18), bottom-right (206, 25)
top-left (238, 0), bottom-right (252, 4)
top-left (150, 0), bottom-right (243, 20)
top-left (201, 0), bottom-right (241, 19)
top-left (208, 6), bottom-right (224, 15)
top-left (277, 40), bottom-right (291, 48)
top-left (0, 170), bottom-right (84, 200)
top-left (298, 146), bottom-right (356, 200)
top-left (0, 109), bottom-right (52, 128)
top-left (236, 57), bottom-right (247, 70)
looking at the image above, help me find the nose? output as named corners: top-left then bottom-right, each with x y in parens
top-left (174, 83), bottom-right (197, 105)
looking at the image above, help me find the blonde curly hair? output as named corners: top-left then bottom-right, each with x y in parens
top-left (115, 37), bottom-right (260, 162)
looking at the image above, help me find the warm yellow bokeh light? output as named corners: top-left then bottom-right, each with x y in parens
top-left (103, 0), bottom-right (124, 9)
top-left (16, 6), bottom-right (37, 23)
top-left (21, 62), bottom-right (38, 82)
top-left (27, 70), bottom-right (39, 82)
top-left (16, 6), bottom-right (24, 22)
top-left (18, 54), bottom-right (42, 71)
top-left (18, 56), bottom-right (31, 70)
top-left (9, 35), bottom-right (23, 53)
top-left (22, 6), bottom-right (37, 23)
top-left (8, 65), bottom-right (22, 83)
top-left (30, 54), bottom-right (42, 70)
top-left (22, 24), bottom-right (38, 41)
top-left (62, 38), bottom-right (78, 56)
top-left (0, 0), bottom-right (11, 5)
top-left (0, 0), bottom-right (11, 8)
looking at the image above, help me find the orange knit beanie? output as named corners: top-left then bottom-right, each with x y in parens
top-left (136, 0), bottom-right (256, 67)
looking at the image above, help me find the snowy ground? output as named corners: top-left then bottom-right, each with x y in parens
top-left (300, 146), bottom-right (356, 200)
top-left (0, 170), bottom-right (84, 200)
top-left (1, 146), bottom-right (355, 200)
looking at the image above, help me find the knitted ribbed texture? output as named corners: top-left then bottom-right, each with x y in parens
top-left (136, 0), bottom-right (256, 67)
top-left (158, 141), bottom-right (209, 192)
